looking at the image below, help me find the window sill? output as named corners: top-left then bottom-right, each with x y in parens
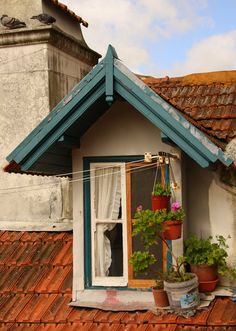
top-left (70, 289), bottom-right (155, 311)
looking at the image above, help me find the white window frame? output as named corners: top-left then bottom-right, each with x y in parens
top-left (90, 162), bottom-right (128, 287)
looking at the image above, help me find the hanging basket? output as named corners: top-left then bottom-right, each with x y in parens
top-left (162, 220), bottom-right (182, 240)
top-left (152, 196), bottom-right (169, 211)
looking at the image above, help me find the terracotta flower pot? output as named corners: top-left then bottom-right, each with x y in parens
top-left (162, 220), bottom-right (182, 240)
top-left (190, 264), bottom-right (218, 281)
top-left (198, 278), bottom-right (219, 292)
top-left (152, 287), bottom-right (169, 307)
top-left (152, 196), bottom-right (169, 211)
top-left (190, 264), bottom-right (218, 292)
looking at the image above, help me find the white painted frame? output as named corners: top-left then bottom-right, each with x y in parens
top-left (90, 162), bottom-right (128, 287)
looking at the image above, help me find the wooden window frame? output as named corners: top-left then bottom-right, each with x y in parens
top-left (126, 162), bottom-right (167, 288)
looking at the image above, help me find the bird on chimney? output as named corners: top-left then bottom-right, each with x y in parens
top-left (31, 14), bottom-right (56, 25)
top-left (0, 15), bottom-right (26, 29)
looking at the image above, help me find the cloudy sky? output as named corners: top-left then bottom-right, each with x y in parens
top-left (62, 0), bottom-right (236, 77)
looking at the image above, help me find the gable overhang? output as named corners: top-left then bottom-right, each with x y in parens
top-left (5, 45), bottom-right (233, 176)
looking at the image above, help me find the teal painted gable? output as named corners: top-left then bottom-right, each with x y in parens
top-left (5, 45), bottom-right (232, 175)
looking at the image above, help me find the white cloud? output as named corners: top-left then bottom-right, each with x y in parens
top-left (167, 30), bottom-right (236, 76)
top-left (61, 0), bottom-right (212, 72)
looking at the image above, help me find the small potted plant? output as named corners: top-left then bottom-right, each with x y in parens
top-left (130, 207), bottom-right (199, 309)
top-left (184, 235), bottom-right (236, 292)
top-left (152, 183), bottom-right (171, 211)
top-left (152, 279), bottom-right (169, 308)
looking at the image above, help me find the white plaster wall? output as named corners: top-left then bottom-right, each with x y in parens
top-left (0, 39), bottom-right (87, 228)
top-left (0, 43), bottom-right (69, 227)
top-left (185, 156), bottom-right (236, 266)
top-left (72, 101), bottom-right (183, 294)
top-left (80, 102), bottom-right (179, 156)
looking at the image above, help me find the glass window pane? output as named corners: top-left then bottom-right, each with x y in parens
top-left (95, 223), bottom-right (123, 277)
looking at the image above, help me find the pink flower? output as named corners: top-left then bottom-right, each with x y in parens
top-left (171, 201), bottom-right (181, 212)
top-left (136, 204), bottom-right (143, 212)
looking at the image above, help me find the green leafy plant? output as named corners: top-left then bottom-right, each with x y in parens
top-left (184, 235), bottom-right (236, 278)
top-left (130, 251), bottom-right (156, 274)
top-left (130, 204), bottom-right (189, 283)
top-left (152, 183), bottom-right (171, 197)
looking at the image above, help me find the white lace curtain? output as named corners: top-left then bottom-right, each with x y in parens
top-left (94, 166), bottom-right (121, 277)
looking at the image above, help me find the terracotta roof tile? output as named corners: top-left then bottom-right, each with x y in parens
top-left (207, 298), bottom-right (236, 325)
top-left (49, 0), bottom-right (88, 27)
top-left (146, 326), bottom-right (177, 331)
top-left (0, 231), bottom-right (235, 330)
top-left (140, 71), bottom-right (236, 146)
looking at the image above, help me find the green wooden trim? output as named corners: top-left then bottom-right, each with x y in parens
top-left (21, 84), bottom-right (105, 171)
top-left (15, 72), bottom-right (106, 166)
top-left (6, 45), bottom-right (232, 175)
top-left (161, 132), bottom-right (176, 147)
top-left (83, 155), bottom-right (143, 289)
top-left (105, 45), bottom-right (115, 105)
top-left (83, 157), bottom-right (92, 288)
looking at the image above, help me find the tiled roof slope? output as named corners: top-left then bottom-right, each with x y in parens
top-left (140, 71), bottom-right (236, 148)
top-left (49, 0), bottom-right (88, 27)
top-left (0, 231), bottom-right (236, 330)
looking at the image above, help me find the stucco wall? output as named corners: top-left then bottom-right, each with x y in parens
top-left (0, 42), bottom-right (71, 229)
top-left (0, 27), bottom-right (98, 229)
top-left (185, 156), bottom-right (236, 266)
top-left (47, 45), bottom-right (91, 109)
top-left (72, 101), bottom-right (183, 293)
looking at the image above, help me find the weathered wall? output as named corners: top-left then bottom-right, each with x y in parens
top-left (0, 41), bottom-right (72, 229)
top-left (47, 45), bottom-right (92, 109)
top-left (72, 101), bottom-right (183, 293)
top-left (0, 7), bottom-right (99, 230)
top-left (184, 156), bottom-right (236, 267)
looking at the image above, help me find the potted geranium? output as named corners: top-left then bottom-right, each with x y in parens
top-left (162, 202), bottom-right (185, 240)
top-left (130, 206), bottom-right (199, 309)
top-left (152, 183), bottom-right (171, 211)
top-left (184, 235), bottom-right (236, 292)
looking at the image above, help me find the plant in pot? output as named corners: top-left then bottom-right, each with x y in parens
top-left (130, 206), bottom-right (199, 309)
top-left (162, 201), bottom-right (185, 240)
top-left (152, 183), bottom-right (171, 211)
top-left (184, 235), bottom-right (236, 292)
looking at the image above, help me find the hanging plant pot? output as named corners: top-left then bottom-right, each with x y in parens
top-left (162, 220), bottom-right (182, 240)
top-left (152, 196), bottom-right (170, 211)
top-left (152, 287), bottom-right (169, 307)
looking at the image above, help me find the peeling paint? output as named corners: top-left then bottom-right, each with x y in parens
top-left (190, 126), bottom-right (219, 155)
top-left (182, 121), bottom-right (190, 129)
top-left (63, 94), bottom-right (73, 105)
top-left (115, 59), bottom-right (148, 91)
